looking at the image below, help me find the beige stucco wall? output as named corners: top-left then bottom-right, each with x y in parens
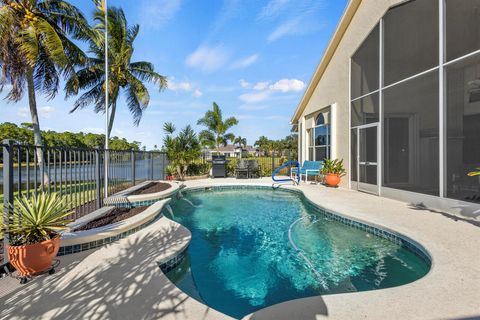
top-left (299, 0), bottom-right (406, 187)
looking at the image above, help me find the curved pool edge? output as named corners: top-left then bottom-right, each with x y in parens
top-left (163, 178), bottom-right (480, 320)
top-left (179, 183), bottom-right (433, 267)
top-left (162, 182), bottom-right (436, 319)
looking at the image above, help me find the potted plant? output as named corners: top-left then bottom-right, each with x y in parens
top-left (165, 164), bottom-right (176, 181)
top-left (321, 158), bottom-right (346, 187)
top-left (0, 193), bottom-right (72, 282)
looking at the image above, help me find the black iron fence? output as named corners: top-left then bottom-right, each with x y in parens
top-left (1, 140), bottom-right (168, 221)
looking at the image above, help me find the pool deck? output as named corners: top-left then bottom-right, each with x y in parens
top-left (1, 178), bottom-right (480, 320)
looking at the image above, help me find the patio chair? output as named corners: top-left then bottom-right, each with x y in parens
top-left (291, 160), bottom-right (323, 183)
top-left (247, 159), bottom-right (261, 178)
top-left (235, 159), bottom-right (249, 179)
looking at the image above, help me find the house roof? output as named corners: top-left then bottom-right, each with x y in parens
top-left (206, 145), bottom-right (259, 152)
top-left (290, 0), bottom-right (362, 124)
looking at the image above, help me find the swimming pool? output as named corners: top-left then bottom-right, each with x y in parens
top-left (163, 187), bottom-right (430, 319)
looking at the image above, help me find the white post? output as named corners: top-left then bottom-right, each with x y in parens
top-left (103, 0), bottom-right (109, 198)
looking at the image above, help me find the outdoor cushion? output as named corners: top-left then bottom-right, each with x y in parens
top-left (291, 160), bottom-right (323, 175)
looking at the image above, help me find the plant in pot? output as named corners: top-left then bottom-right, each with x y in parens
top-left (321, 159), bottom-right (346, 187)
top-left (165, 164), bottom-right (177, 181)
top-left (0, 193), bottom-right (72, 282)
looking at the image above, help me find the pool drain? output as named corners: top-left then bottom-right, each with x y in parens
top-left (288, 216), bottom-right (328, 290)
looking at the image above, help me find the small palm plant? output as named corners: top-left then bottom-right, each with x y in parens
top-left (1, 193), bottom-right (72, 246)
top-left (162, 122), bottom-right (201, 180)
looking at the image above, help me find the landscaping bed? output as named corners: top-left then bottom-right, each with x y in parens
top-left (74, 206), bottom-right (148, 231)
top-left (128, 182), bottom-right (171, 195)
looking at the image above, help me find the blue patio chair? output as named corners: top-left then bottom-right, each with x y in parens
top-left (291, 160), bottom-right (323, 183)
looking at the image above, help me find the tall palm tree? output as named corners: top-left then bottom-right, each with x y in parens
top-left (234, 136), bottom-right (247, 148)
top-left (197, 102), bottom-right (238, 153)
top-left (66, 6), bottom-right (167, 136)
top-left (0, 0), bottom-right (88, 172)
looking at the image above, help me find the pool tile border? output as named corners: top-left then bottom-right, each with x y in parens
top-left (158, 246), bottom-right (188, 273)
top-left (179, 185), bottom-right (432, 266)
top-left (58, 215), bottom-right (161, 256)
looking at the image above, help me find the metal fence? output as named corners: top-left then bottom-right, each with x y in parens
top-left (1, 140), bottom-right (168, 221)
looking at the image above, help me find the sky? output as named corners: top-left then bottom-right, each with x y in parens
top-left (1, 0), bottom-right (348, 149)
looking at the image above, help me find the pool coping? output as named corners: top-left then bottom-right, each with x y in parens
top-left (1, 178), bottom-right (479, 320)
top-left (172, 179), bottom-right (480, 320)
top-left (59, 199), bottom-right (171, 255)
top-left (103, 180), bottom-right (182, 207)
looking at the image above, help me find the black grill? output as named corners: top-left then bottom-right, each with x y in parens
top-left (211, 155), bottom-right (227, 178)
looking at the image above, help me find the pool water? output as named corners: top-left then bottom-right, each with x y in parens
top-left (164, 188), bottom-right (430, 319)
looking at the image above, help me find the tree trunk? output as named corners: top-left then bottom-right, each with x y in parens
top-left (107, 101), bottom-right (116, 137)
top-left (27, 69), bottom-right (49, 186)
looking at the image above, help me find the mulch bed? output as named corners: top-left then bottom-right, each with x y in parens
top-left (74, 206), bottom-right (148, 231)
top-left (128, 182), bottom-right (171, 195)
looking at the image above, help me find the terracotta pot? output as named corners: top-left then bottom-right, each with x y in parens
top-left (8, 234), bottom-right (60, 277)
top-left (325, 173), bottom-right (341, 187)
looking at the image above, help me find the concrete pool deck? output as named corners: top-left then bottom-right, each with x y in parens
top-left (1, 178), bottom-right (480, 319)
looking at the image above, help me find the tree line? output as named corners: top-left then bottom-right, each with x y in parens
top-left (0, 122), bottom-right (141, 150)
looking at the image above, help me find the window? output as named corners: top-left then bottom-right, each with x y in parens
top-left (308, 110), bottom-right (330, 161)
top-left (351, 24), bottom-right (379, 99)
top-left (446, 0), bottom-right (480, 62)
top-left (446, 53), bottom-right (480, 202)
top-left (351, 92), bottom-right (379, 127)
top-left (383, 71), bottom-right (439, 196)
top-left (383, 0), bottom-right (439, 85)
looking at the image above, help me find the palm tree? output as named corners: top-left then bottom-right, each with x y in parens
top-left (254, 136), bottom-right (270, 156)
top-left (234, 136), bottom-right (247, 148)
top-left (162, 122), bottom-right (201, 180)
top-left (66, 6), bottom-right (167, 136)
top-left (234, 135), bottom-right (246, 158)
top-left (0, 0), bottom-right (88, 176)
top-left (197, 102), bottom-right (238, 153)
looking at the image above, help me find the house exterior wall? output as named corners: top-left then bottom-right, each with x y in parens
top-left (298, 0), bottom-right (404, 187)
top-left (294, 0), bottom-right (480, 217)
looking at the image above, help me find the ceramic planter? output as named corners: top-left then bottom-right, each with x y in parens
top-left (325, 173), bottom-right (341, 187)
top-left (8, 234), bottom-right (60, 277)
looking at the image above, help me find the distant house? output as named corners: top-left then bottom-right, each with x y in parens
top-left (203, 145), bottom-right (261, 159)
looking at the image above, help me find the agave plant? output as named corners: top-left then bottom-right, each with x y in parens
top-left (467, 168), bottom-right (480, 177)
top-left (1, 193), bottom-right (72, 246)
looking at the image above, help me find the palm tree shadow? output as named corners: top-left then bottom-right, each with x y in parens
top-left (0, 217), bottom-right (226, 320)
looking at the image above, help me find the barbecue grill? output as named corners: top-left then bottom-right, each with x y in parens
top-left (211, 155), bottom-right (228, 178)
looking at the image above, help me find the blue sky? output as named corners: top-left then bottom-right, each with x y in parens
top-left (1, 0), bottom-right (347, 149)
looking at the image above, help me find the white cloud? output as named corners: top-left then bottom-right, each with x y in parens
top-left (81, 127), bottom-right (104, 134)
top-left (167, 77), bottom-right (203, 98)
top-left (266, 0), bottom-right (326, 42)
top-left (237, 78), bottom-right (304, 105)
top-left (140, 0), bottom-right (182, 30)
top-left (267, 18), bottom-right (302, 42)
top-left (168, 77), bottom-right (193, 92)
top-left (269, 79), bottom-right (305, 92)
top-left (231, 54), bottom-right (259, 69)
top-left (39, 106), bottom-right (55, 118)
top-left (185, 45), bottom-right (230, 72)
top-left (192, 89), bottom-right (203, 98)
top-left (17, 105), bottom-right (56, 118)
top-left (258, 0), bottom-right (290, 20)
top-left (17, 107), bottom-right (28, 118)
top-left (239, 79), bottom-right (250, 88)
top-left (239, 91), bottom-right (271, 104)
top-left (253, 81), bottom-right (270, 91)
